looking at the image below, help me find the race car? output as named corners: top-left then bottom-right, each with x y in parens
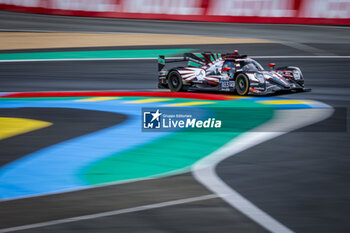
top-left (157, 50), bottom-right (310, 95)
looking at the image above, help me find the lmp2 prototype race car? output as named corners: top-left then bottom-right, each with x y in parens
top-left (158, 50), bottom-right (310, 96)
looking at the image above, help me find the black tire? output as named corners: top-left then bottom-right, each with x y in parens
top-left (168, 70), bottom-right (186, 92)
top-left (235, 73), bottom-right (250, 96)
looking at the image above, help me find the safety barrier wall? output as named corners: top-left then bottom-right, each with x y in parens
top-left (0, 0), bottom-right (349, 25)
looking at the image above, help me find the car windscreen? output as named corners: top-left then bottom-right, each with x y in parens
top-left (241, 60), bottom-right (264, 72)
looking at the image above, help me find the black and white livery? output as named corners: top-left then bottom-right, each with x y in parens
top-left (158, 51), bottom-right (310, 96)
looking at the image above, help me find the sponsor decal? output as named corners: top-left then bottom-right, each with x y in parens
top-left (229, 80), bottom-right (235, 87)
top-left (220, 80), bottom-right (230, 91)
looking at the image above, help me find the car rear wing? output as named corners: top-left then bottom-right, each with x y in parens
top-left (158, 54), bottom-right (189, 71)
top-left (158, 52), bottom-right (239, 72)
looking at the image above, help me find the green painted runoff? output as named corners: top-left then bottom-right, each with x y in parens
top-left (0, 49), bottom-right (193, 60)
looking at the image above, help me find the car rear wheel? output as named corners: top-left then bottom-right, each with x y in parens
top-left (168, 71), bottom-right (186, 92)
top-left (235, 73), bottom-right (250, 96)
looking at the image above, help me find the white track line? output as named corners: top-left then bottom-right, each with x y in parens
top-left (0, 194), bottom-right (217, 233)
top-left (0, 56), bottom-right (350, 63)
top-left (192, 107), bottom-right (333, 233)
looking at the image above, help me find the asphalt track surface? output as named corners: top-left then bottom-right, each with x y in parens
top-left (0, 11), bottom-right (350, 233)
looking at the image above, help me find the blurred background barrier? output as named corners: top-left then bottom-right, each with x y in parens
top-left (0, 0), bottom-right (349, 25)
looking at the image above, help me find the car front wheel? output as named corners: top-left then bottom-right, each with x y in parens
top-left (235, 73), bottom-right (250, 96)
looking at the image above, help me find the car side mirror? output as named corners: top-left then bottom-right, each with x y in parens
top-left (222, 67), bottom-right (231, 72)
top-left (269, 63), bottom-right (276, 70)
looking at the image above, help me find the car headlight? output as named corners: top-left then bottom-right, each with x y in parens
top-left (293, 69), bottom-right (302, 80)
top-left (255, 73), bottom-right (265, 83)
